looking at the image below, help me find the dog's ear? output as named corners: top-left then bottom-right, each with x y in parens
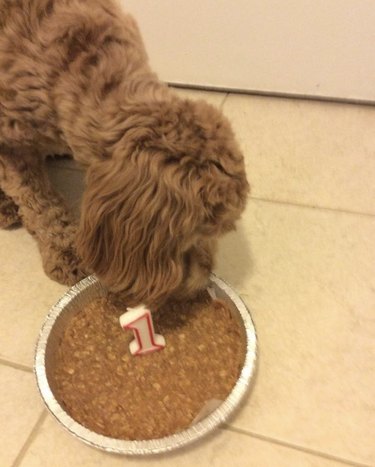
top-left (195, 158), bottom-right (249, 237)
top-left (76, 153), bottom-right (201, 307)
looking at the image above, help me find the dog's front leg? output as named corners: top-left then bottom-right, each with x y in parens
top-left (0, 149), bottom-right (86, 285)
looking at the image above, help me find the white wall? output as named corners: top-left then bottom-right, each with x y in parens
top-left (122, 0), bottom-right (375, 103)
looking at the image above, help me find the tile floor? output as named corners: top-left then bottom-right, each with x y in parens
top-left (0, 88), bottom-right (374, 467)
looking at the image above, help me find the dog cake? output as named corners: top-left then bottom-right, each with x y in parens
top-left (51, 292), bottom-right (246, 440)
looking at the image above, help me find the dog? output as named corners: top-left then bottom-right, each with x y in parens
top-left (0, 0), bottom-right (249, 307)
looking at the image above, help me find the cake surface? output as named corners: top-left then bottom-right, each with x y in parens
top-left (52, 293), bottom-right (245, 440)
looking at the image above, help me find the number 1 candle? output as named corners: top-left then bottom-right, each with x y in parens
top-left (119, 305), bottom-right (165, 356)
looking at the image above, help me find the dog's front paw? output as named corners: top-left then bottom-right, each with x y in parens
top-left (42, 242), bottom-right (87, 286)
top-left (0, 192), bottom-right (21, 229)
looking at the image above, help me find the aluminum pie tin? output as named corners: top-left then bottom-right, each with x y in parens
top-left (34, 274), bottom-right (257, 455)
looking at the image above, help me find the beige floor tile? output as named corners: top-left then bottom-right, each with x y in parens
top-left (0, 228), bottom-right (67, 367)
top-left (47, 164), bottom-right (84, 217)
top-left (0, 365), bottom-right (43, 467)
top-left (214, 199), bottom-right (375, 465)
top-left (223, 94), bottom-right (375, 214)
top-left (19, 416), bottom-right (349, 467)
top-left (0, 167), bottom-right (82, 367)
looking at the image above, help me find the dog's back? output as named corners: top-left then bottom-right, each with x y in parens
top-left (0, 0), bottom-right (148, 155)
top-left (1, 0), bottom-right (61, 150)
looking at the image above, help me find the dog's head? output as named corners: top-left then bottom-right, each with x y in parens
top-left (76, 98), bottom-right (249, 307)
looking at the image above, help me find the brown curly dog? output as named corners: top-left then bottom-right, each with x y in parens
top-left (0, 0), bottom-right (249, 307)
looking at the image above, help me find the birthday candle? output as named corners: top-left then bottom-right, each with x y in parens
top-left (119, 305), bottom-right (165, 356)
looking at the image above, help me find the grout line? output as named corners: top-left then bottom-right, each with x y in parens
top-left (250, 195), bottom-right (375, 219)
top-left (222, 425), bottom-right (373, 467)
top-left (219, 92), bottom-right (230, 110)
top-left (11, 411), bottom-right (48, 467)
top-left (169, 82), bottom-right (375, 108)
top-left (0, 358), bottom-right (33, 373)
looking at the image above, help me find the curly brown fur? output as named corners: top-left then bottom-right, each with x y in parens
top-left (0, 188), bottom-right (20, 228)
top-left (0, 0), bottom-right (249, 305)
